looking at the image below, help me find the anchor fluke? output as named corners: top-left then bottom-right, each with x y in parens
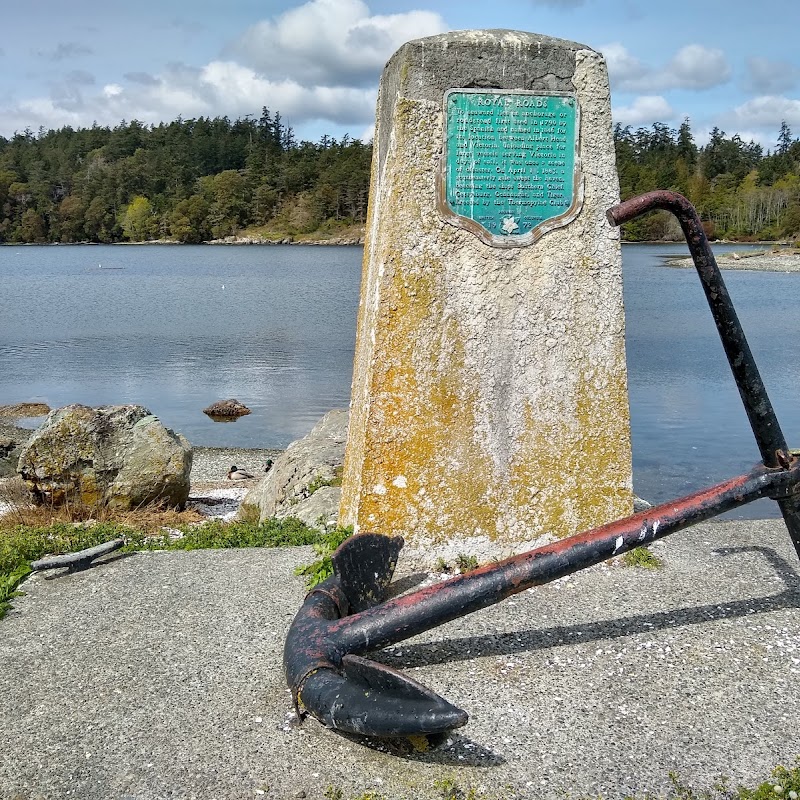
top-left (332, 532), bottom-right (404, 612)
top-left (300, 655), bottom-right (468, 737)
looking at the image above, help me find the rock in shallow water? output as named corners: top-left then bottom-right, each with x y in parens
top-left (202, 399), bottom-right (251, 418)
top-left (17, 403), bottom-right (192, 510)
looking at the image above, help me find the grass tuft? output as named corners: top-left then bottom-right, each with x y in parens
top-left (294, 526), bottom-right (353, 588)
top-left (622, 546), bottom-right (664, 569)
top-left (306, 465), bottom-right (344, 497)
top-left (454, 553), bottom-right (479, 573)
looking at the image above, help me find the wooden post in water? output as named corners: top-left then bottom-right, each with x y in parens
top-left (340, 30), bottom-right (632, 562)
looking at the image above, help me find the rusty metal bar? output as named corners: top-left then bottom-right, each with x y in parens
top-left (607, 191), bottom-right (789, 468)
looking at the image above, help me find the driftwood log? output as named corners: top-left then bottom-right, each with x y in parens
top-left (30, 538), bottom-right (125, 572)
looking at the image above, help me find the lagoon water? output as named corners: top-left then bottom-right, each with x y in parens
top-left (1, 242), bottom-right (797, 518)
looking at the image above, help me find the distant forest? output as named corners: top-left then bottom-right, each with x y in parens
top-left (0, 108), bottom-right (798, 244)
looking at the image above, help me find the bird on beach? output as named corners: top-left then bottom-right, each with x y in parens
top-left (264, 459), bottom-right (274, 473)
top-left (227, 465), bottom-right (255, 480)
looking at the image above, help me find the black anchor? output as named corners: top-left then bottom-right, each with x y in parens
top-left (283, 191), bottom-right (800, 739)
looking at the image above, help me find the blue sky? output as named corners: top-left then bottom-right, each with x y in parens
top-left (2, 0), bottom-right (798, 149)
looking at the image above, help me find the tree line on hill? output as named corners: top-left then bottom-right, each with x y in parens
top-left (615, 119), bottom-right (800, 241)
top-left (0, 109), bottom-right (371, 245)
top-left (0, 109), bottom-right (798, 244)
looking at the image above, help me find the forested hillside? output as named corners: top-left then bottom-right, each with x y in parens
top-left (0, 110), bottom-right (798, 244)
top-left (615, 120), bottom-right (800, 241)
top-left (0, 109), bottom-right (371, 244)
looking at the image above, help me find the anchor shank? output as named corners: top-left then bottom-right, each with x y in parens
top-left (332, 463), bottom-right (795, 656)
top-left (607, 190), bottom-right (800, 556)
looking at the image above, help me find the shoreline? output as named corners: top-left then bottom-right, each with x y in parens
top-left (663, 250), bottom-right (800, 272)
top-left (0, 233), bottom-right (365, 247)
top-left (4, 238), bottom-right (797, 251)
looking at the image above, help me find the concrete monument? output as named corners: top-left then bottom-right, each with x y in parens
top-left (340, 30), bottom-right (633, 560)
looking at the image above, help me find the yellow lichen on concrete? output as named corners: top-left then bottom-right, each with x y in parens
top-left (509, 365), bottom-right (632, 540)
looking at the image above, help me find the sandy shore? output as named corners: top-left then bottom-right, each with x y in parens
top-left (665, 249), bottom-right (800, 272)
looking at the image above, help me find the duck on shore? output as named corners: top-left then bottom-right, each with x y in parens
top-left (227, 465), bottom-right (255, 480)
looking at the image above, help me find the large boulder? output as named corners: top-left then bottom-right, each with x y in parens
top-left (17, 404), bottom-right (192, 510)
top-left (243, 409), bottom-right (347, 527)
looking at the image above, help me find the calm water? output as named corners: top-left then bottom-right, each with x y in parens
top-left (1, 242), bottom-right (797, 518)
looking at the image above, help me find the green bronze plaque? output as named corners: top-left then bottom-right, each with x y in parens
top-left (439, 90), bottom-right (582, 247)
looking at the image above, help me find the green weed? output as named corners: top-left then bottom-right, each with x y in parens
top-left (622, 546), bottom-right (664, 569)
top-left (306, 465), bottom-right (344, 497)
top-left (0, 561), bottom-right (32, 620)
top-left (294, 526), bottom-right (353, 588)
top-left (455, 553), bottom-right (479, 573)
top-left (141, 516), bottom-right (321, 551)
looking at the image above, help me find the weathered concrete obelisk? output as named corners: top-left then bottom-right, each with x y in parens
top-left (340, 30), bottom-right (633, 560)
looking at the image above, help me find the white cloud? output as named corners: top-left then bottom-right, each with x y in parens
top-left (2, 0), bottom-right (441, 138)
top-left (613, 95), bottom-right (674, 126)
top-left (4, 57), bottom-right (378, 137)
top-left (15, 98), bottom-right (85, 132)
top-left (227, 0), bottom-right (447, 87)
top-left (601, 43), bottom-right (650, 84)
top-left (603, 43), bottom-right (730, 92)
top-left (730, 95), bottom-right (800, 128)
top-left (664, 45), bottom-right (730, 90)
top-left (199, 61), bottom-right (376, 125)
top-left (743, 57), bottom-right (800, 94)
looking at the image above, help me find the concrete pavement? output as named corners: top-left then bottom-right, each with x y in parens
top-left (1, 519), bottom-right (799, 799)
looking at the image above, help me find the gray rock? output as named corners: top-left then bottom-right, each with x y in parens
top-left (0, 435), bottom-right (25, 477)
top-left (17, 404), bottom-right (192, 510)
top-left (243, 409), bottom-right (347, 527)
top-left (285, 486), bottom-right (342, 529)
top-left (0, 421), bottom-right (34, 477)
